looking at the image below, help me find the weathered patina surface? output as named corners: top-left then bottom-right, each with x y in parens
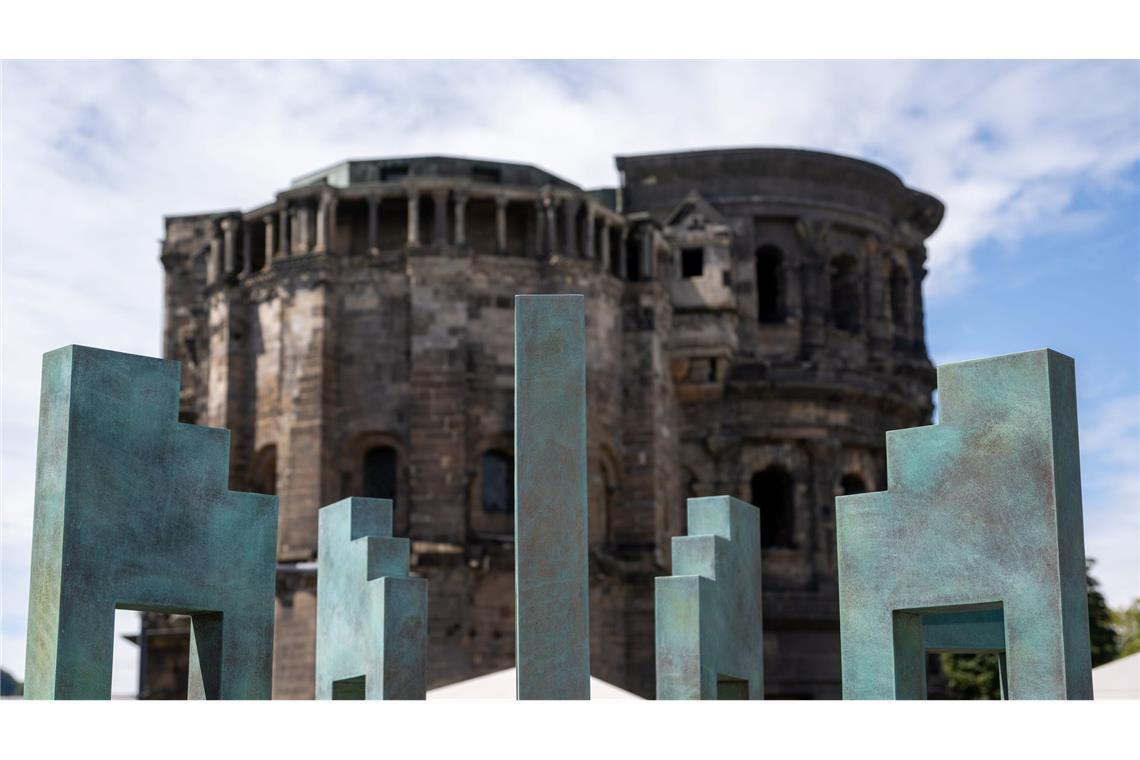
top-left (656, 496), bottom-right (764, 699)
top-left (315, 497), bottom-right (426, 699)
top-left (514, 294), bottom-right (590, 699)
top-left (25, 345), bottom-right (277, 699)
top-left (837, 349), bottom-right (1092, 699)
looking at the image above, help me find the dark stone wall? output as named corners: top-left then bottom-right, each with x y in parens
top-left (150, 149), bottom-right (941, 699)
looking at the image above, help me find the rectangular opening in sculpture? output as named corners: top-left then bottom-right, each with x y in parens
top-left (928, 653), bottom-right (1005, 700)
top-left (892, 601), bottom-right (1007, 699)
top-left (716, 675), bottom-right (749, 700)
top-left (332, 675), bottom-right (367, 700)
top-left (110, 609), bottom-right (143, 699)
top-left (116, 603), bottom-right (226, 699)
top-left (115, 608), bottom-right (190, 699)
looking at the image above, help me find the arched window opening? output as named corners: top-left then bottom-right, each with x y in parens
top-left (481, 450), bottom-right (513, 515)
top-left (890, 264), bottom-right (909, 334)
top-left (830, 255), bottom-right (862, 333)
top-left (841, 473), bottom-right (868, 496)
top-left (755, 245), bottom-right (785, 324)
top-left (250, 445), bottom-right (277, 496)
top-left (363, 446), bottom-right (397, 502)
top-left (751, 466), bottom-right (795, 549)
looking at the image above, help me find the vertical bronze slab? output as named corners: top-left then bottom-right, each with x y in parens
top-left (837, 349), bottom-right (1093, 699)
top-left (655, 496), bottom-right (765, 699)
top-left (315, 497), bottom-right (427, 700)
top-left (25, 345), bottom-right (277, 699)
top-left (514, 295), bottom-right (590, 699)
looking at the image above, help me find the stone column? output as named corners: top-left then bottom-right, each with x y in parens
top-left (545, 197), bottom-right (558, 256)
top-left (241, 222), bottom-right (252, 276)
top-left (326, 193), bottom-right (338, 254)
top-left (864, 235), bottom-right (890, 361)
top-left (599, 219), bottom-right (611, 271)
top-left (796, 218), bottom-right (831, 358)
top-left (221, 217), bottom-right (238, 276)
top-left (618, 227), bottom-right (629, 280)
top-left (207, 222), bottom-right (222, 285)
top-left (806, 438), bottom-right (841, 580)
top-left (583, 205), bottom-right (595, 260)
top-left (432, 189), bottom-right (449, 246)
top-left (297, 202), bottom-right (312, 254)
top-left (908, 245), bottom-right (929, 356)
top-left (454, 191), bottom-right (468, 247)
top-left (495, 195), bottom-right (509, 254)
top-left (278, 205), bottom-right (290, 258)
top-left (264, 214), bottom-right (277, 269)
top-left (533, 198), bottom-right (546, 257)
top-left (641, 229), bottom-right (654, 280)
top-left (562, 198), bottom-right (579, 258)
top-left (367, 193), bottom-right (380, 255)
top-left (406, 188), bottom-right (420, 246)
top-left (315, 195), bottom-right (329, 253)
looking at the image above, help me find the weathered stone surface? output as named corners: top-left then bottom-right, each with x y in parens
top-left (149, 149), bottom-right (941, 699)
top-left (837, 349), bottom-right (1092, 699)
top-left (656, 496), bottom-right (764, 699)
top-left (25, 346), bottom-right (277, 699)
top-left (316, 497), bottom-right (427, 699)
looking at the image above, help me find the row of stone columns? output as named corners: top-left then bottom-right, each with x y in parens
top-left (365, 187), bottom-right (618, 262)
top-left (208, 187), bottom-right (629, 285)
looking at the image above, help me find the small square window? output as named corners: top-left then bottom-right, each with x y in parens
top-left (681, 248), bottom-right (704, 278)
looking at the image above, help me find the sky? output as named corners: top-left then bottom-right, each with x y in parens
top-left (2, 60), bottom-right (1137, 693)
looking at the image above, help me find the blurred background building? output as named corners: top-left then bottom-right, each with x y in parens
top-left (142, 147), bottom-right (942, 698)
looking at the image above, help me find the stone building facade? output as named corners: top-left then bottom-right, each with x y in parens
top-left (143, 148), bottom-right (942, 699)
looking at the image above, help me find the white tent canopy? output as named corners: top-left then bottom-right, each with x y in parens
top-left (1092, 652), bottom-right (1139, 700)
top-left (427, 667), bottom-right (643, 699)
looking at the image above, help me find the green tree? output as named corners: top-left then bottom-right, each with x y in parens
top-left (1086, 566), bottom-right (1120, 666)
top-left (939, 559), bottom-right (1120, 699)
top-left (0, 668), bottom-right (23, 697)
top-left (1113, 599), bottom-right (1140, 657)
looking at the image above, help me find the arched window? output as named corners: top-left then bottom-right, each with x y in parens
top-left (250, 445), bottom-right (277, 496)
top-left (830, 255), bottom-right (862, 333)
top-left (889, 264), bottom-right (909, 335)
top-left (751, 466), bottom-right (795, 549)
top-left (841, 473), bottom-right (868, 496)
top-left (481, 450), bottom-right (513, 514)
top-left (755, 245), bottom-right (785, 324)
top-left (363, 446), bottom-right (397, 502)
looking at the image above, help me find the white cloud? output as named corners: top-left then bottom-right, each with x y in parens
top-left (2, 60), bottom-right (1137, 685)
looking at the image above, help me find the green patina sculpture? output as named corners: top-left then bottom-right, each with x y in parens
top-left (514, 295), bottom-right (590, 699)
top-left (315, 497), bottom-right (427, 699)
top-left (656, 496), bottom-right (765, 700)
top-left (837, 349), bottom-right (1093, 699)
top-left (25, 345), bottom-right (278, 699)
